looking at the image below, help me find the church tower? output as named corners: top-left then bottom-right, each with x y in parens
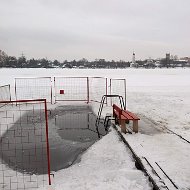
top-left (132, 52), bottom-right (135, 64)
top-left (131, 52), bottom-right (137, 67)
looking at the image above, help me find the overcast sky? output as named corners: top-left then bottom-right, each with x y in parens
top-left (0, 0), bottom-right (190, 61)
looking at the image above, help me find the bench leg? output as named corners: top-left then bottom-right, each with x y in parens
top-left (133, 120), bottom-right (138, 133)
top-left (120, 119), bottom-right (126, 133)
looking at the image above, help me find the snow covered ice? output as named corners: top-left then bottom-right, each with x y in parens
top-left (41, 129), bottom-right (152, 190)
top-left (0, 68), bottom-right (190, 189)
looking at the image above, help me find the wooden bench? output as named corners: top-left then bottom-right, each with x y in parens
top-left (113, 104), bottom-right (140, 133)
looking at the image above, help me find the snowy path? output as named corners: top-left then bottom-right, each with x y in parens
top-left (40, 129), bottom-right (152, 190)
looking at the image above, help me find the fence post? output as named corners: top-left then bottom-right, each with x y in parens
top-left (87, 77), bottom-right (89, 104)
top-left (124, 79), bottom-right (127, 110)
top-left (15, 79), bottom-right (17, 101)
top-left (8, 84), bottom-right (11, 101)
top-left (54, 77), bottom-right (56, 103)
top-left (51, 78), bottom-right (53, 104)
top-left (110, 79), bottom-right (112, 106)
top-left (105, 78), bottom-right (108, 105)
top-left (44, 99), bottom-right (51, 185)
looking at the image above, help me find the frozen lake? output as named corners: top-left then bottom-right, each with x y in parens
top-left (0, 68), bottom-right (190, 190)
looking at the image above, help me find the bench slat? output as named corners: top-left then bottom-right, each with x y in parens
top-left (120, 114), bottom-right (133, 120)
top-left (113, 104), bottom-right (140, 121)
top-left (122, 110), bottom-right (140, 120)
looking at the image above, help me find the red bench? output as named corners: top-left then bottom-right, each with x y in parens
top-left (113, 104), bottom-right (140, 133)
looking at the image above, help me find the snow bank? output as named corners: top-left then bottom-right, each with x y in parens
top-left (39, 129), bottom-right (152, 190)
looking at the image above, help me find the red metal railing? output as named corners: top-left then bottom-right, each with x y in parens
top-left (0, 99), bottom-right (52, 189)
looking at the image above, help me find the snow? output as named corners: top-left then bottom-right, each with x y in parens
top-left (0, 68), bottom-right (190, 189)
top-left (124, 85), bottom-right (190, 189)
top-left (41, 130), bottom-right (152, 190)
top-left (127, 133), bottom-right (190, 189)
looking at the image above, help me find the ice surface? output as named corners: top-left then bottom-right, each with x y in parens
top-left (0, 68), bottom-right (190, 189)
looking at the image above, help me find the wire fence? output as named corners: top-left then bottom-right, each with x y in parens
top-left (110, 78), bottom-right (127, 108)
top-left (54, 77), bottom-right (108, 103)
top-left (14, 76), bottom-right (126, 106)
top-left (0, 76), bottom-right (127, 189)
top-left (0, 85), bottom-right (11, 101)
top-left (89, 77), bottom-right (107, 103)
top-left (15, 78), bottom-right (52, 103)
top-left (54, 77), bottom-right (88, 102)
top-left (0, 99), bottom-right (51, 190)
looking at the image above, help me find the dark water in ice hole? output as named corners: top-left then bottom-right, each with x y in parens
top-left (0, 105), bottom-right (108, 175)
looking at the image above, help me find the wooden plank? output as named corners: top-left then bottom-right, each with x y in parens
top-left (133, 120), bottom-right (138, 133)
top-left (122, 110), bottom-right (140, 120)
top-left (114, 108), bottom-right (139, 121)
top-left (113, 104), bottom-right (121, 113)
top-left (120, 119), bottom-right (126, 133)
top-left (120, 114), bottom-right (133, 120)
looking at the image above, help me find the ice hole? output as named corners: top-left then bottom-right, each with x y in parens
top-left (0, 104), bottom-right (108, 175)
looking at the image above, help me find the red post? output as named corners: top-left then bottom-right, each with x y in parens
top-left (44, 99), bottom-right (51, 185)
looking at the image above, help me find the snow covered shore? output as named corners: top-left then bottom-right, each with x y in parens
top-left (42, 129), bottom-right (152, 190)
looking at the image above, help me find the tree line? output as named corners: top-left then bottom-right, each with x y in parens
top-left (0, 50), bottom-right (189, 68)
top-left (0, 50), bottom-right (131, 68)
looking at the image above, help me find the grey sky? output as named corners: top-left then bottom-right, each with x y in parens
top-left (0, 0), bottom-right (190, 61)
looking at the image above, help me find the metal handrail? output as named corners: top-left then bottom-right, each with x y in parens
top-left (95, 95), bottom-right (125, 137)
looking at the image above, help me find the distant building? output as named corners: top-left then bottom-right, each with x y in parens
top-left (179, 57), bottom-right (190, 67)
top-left (180, 57), bottom-right (190, 63)
top-left (166, 53), bottom-right (170, 60)
top-left (144, 58), bottom-right (156, 68)
top-left (164, 53), bottom-right (171, 67)
top-left (155, 60), bottom-right (162, 67)
top-left (130, 52), bottom-right (138, 67)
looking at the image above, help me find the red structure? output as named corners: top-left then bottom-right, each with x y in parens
top-left (0, 99), bottom-right (52, 189)
top-left (113, 104), bottom-right (140, 133)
